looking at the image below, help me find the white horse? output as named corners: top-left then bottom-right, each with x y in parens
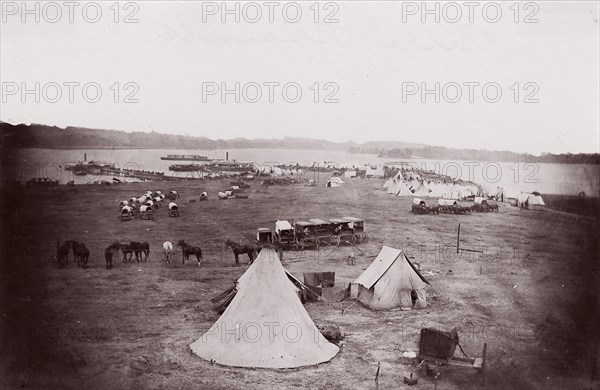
top-left (163, 241), bottom-right (174, 263)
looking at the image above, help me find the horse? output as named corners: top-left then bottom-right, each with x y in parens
top-left (163, 241), bottom-right (174, 263)
top-left (225, 239), bottom-right (258, 265)
top-left (120, 243), bottom-right (134, 263)
top-left (177, 240), bottom-right (202, 265)
top-left (56, 240), bottom-right (79, 265)
top-left (129, 241), bottom-right (150, 262)
top-left (57, 241), bottom-right (70, 267)
top-left (105, 242), bottom-right (121, 269)
top-left (74, 243), bottom-right (89, 268)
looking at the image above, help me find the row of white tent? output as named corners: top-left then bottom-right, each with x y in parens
top-left (254, 164), bottom-right (386, 178)
top-left (384, 178), bottom-right (546, 209)
top-left (488, 187), bottom-right (546, 209)
top-left (383, 178), bottom-right (483, 199)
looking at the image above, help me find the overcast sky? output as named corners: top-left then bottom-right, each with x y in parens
top-left (1, 1), bottom-right (598, 154)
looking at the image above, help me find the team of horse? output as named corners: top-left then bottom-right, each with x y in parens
top-left (57, 240), bottom-right (90, 268)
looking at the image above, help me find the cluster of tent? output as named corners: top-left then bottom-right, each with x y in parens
top-left (190, 245), bottom-right (430, 369)
top-left (488, 187), bottom-right (546, 209)
top-left (384, 174), bottom-right (483, 199)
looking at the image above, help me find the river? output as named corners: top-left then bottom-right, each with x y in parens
top-left (4, 148), bottom-right (598, 196)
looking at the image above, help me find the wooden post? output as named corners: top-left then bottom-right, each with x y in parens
top-left (456, 223), bottom-right (461, 254)
top-left (482, 342), bottom-right (487, 386)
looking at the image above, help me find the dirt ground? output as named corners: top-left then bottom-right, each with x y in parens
top-left (1, 178), bottom-right (598, 390)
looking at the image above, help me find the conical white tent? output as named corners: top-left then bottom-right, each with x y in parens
top-left (412, 183), bottom-right (431, 197)
top-left (386, 180), bottom-right (401, 194)
top-left (428, 183), bottom-right (443, 198)
top-left (396, 182), bottom-right (413, 196)
top-left (190, 249), bottom-right (339, 368)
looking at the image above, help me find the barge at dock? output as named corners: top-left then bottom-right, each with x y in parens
top-left (160, 154), bottom-right (211, 161)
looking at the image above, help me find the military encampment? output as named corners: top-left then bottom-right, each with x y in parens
top-left (2, 2), bottom-right (598, 388)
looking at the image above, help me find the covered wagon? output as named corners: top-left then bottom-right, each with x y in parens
top-left (168, 202), bottom-right (179, 217)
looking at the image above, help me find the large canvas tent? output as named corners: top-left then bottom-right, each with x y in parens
top-left (518, 193), bottom-right (546, 210)
top-left (190, 249), bottom-right (339, 368)
top-left (351, 246), bottom-right (430, 310)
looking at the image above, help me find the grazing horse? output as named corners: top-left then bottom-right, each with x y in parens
top-left (163, 241), bottom-right (174, 263)
top-left (74, 243), bottom-right (90, 268)
top-left (105, 242), bottom-right (121, 269)
top-left (129, 241), bottom-right (150, 262)
top-left (177, 240), bottom-right (202, 266)
top-left (120, 243), bottom-right (134, 263)
top-left (225, 239), bottom-right (258, 265)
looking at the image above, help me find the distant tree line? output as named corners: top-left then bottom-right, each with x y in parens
top-left (375, 146), bottom-right (598, 165)
top-left (0, 123), bottom-right (424, 151)
top-left (1, 122), bottom-right (596, 164)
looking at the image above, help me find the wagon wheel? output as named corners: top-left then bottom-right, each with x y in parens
top-left (362, 232), bottom-right (369, 243)
top-left (335, 236), bottom-right (341, 247)
top-left (350, 234), bottom-right (357, 245)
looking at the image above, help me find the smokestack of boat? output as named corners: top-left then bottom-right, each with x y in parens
top-left (84, 153), bottom-right (87, 162)
top-left (226, 152), bottom-right (228, 161)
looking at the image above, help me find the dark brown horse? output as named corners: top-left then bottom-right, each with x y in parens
top-left (120, 243), bottom-right (134, 263)
top-left (225, 239), bottom-right (258, 265)
top-left (57, 240), bottom-right (70, 267)
top-left (57, 240), bottom-right (79, 265)
top-left (74, 243), bottom-right (90, 268)
top-left (178, 240), bottom-right (202, 265)
top-left (130, 241), bottom-right (150, 262)
top-left (105, 242), bottom-right (121, 269)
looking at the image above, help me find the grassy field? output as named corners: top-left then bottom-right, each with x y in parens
top-left (1, 178), bottom-right (598, 389)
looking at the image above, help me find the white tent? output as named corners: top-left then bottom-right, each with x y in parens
top-left (412, 183), bottom-right (431, 197)
top-left (396, 182), bottom-right (413, 196)
top-left (526, 194), bottom-right (546, 210)
top-left (344, 170), bottom-right (357, 178)
top-left (517, 193), bottom-right (529, 207)
top-left (518, 193), bottom-right (546, 210)
top-left (382, 178), bottom-right (394, 189)
top-left (326, 177), bottom-right (344, 187)
top-left (428, 183), bottom-right (444, 198)
top-left (387, 180), bottom-right (402, 195)
top-left (450, 185), bottom-right (464, 199)
top-left (440, 184), bottom-right (453, 199)
top-left (190, 249), bottom-right (339, 368)
top-left (366, 165), bottom-right (385, 178)
top-left (408, 179), bottom-right (420, 191)
top-left (351, 246), bottom-right (430, 310)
